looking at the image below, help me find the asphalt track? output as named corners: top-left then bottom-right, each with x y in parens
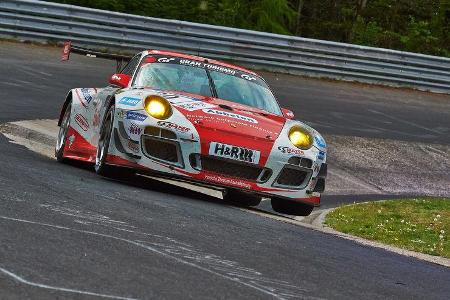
top-left (0, 41), bottom-right (449, 299)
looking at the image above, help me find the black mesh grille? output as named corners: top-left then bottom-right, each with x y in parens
top-left (288, 156), bottom-right (313, 169)
top-left (161, 129), bottom-right (176, 139)
top-left (288, 156), bottom-right (301, 165)
top-left (143, 137), bottom-right (179, 163)
top-left (300, 158), bottom-right (313, 169)
top-left (276, 167), bottom-right (309, 187)
top-left (201, 156), bottom-right (263, 181)
top-left (144, 126), bottom-right (160, 136)
top-left (144, 126), bottom-right (176, 140)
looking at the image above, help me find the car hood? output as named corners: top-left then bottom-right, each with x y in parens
top-left (165, 91), bottom-right (287, 142)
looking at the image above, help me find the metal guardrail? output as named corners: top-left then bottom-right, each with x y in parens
top-left (1, 0), bottom-right (449, 94)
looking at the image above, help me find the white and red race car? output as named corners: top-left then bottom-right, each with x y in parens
top-left (56, 44), bottom-right (327, 216)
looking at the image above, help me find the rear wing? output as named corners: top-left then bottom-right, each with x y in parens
top-left (61, 41), bottom-right (133, 72)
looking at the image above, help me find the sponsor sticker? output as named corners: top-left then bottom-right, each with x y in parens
top-left (179, 59), bottom-right (237, 75)
top-left (126, 111), bottom-right (147, 122)
top-left (156, 91), bottom-right (179, 100)
top-left (204, 174), bottom-right (251, 189)
top-left (144, 55), bottom-right (267, 88)
top-left (158, 93), bottom-right (200, 104)
top-left (119, 97), bottom-right (141, 106)
top-left (317, 151), bottom-right (325, 161)
top-left (174, 101), bottom-right (215, 111)
top-left (111, 74), bottom-right (122, 81)
top-left (75, 114), bottom-right (89, 131)
top-left (80, 88), bottom-right (94, 105)
top-left (314, 136), bottom-right (326, 148)
top-left (277, 146), bottom-right (304, 155)
top-left (128, 140), bottom-right (140, 154)
top-left (241, 74), bottom-right (256, 81)
top-left (157, 121), bottom-right (190, 133)
top-left (157, 57), bottom-right (176, 63)
top-left (284, 110), bottom-right (294, 119)
top-left (179, 59), bottom-right (203, 68)
top-left (75, 88), bottom-right (94, 108)
top-left (129, 123), bottom-right (142, 135)
top-left (209, 142), bottom-right (260, 164)
top-left (203, 109), bottom-right (258, 124)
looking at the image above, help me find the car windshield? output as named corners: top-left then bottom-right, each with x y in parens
top-left (134, 61), bottom-right (212, 97)
top-left (133, 56), bottom-right (281, 115)
top-left (208, 70), bottom-right (281, 115)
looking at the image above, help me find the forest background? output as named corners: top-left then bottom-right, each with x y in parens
top-left (50, 0), bottom-right (450, 57)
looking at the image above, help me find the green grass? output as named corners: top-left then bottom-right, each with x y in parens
top-left (325, 198), bottom-right (450, 258)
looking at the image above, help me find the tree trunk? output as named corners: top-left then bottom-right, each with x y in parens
top-left (349, 0), bottom-right (368, 42)
top-left (356, 0), bottom-right (367, 17)
top-left (295, 0), bottom-right (305, 35)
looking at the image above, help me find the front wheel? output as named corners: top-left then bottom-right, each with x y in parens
top-left (95, 105), bottom-right (117, 177)
top-left (55, 102), bottom-right (71, 162)
top-left (223, 189), bottom-right (262, 207)
top-left (271, 197), bottom-right (314, 216)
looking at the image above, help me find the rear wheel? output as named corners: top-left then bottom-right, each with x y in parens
top-left (271, 197), bottom-right (314, 216)
top-left (223, 189), bottom-right (262, 207)
top-left (55, 102), bottom-right (71, 162)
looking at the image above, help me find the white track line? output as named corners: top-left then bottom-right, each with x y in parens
top-left (368, 109), bottom-right (442, 135)
top-left (0, 267), bottom-right (137, 300)
top-left (0, 215), bottom-right (293, 300)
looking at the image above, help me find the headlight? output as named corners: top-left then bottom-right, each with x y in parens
top-left (288, 125), bottom-right (313, 150)
top-left (144, 95), bottom-right (172, 120)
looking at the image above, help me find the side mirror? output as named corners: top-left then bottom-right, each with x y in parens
top-left (282, 108), bottom-right (294, 119)
top-left (109, 73), bottom-right (131, 88)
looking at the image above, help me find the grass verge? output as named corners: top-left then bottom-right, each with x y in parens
top-left (325, 198), bottom-right (450, 258)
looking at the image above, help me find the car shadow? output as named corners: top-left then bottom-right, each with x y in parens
top-left (62, 160), bottom-right (257, 208)
top-left (61, 160), bottom-right (420, 217)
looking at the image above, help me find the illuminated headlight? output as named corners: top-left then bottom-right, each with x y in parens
top-left (288, 125), bottom-right (313, 150)
top-left (144, 95), bottom-right (172, 120)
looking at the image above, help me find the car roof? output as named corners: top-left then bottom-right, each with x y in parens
top-left (146, 50), bottom-right (259, 76)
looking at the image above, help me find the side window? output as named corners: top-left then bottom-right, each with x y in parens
top-left (121, 55), bottom-right (141, 76)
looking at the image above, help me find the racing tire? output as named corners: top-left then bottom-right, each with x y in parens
top-left (95, 105), bottom-right (119, 177)
top-left (55, 102), bottom-right (71, 162)
top-left (223, 189), bottom-right (262, 207)
top-left (271, 197), bottom-right (314, 216)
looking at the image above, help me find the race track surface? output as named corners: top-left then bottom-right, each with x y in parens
top-left (0, 41), bottom-right (449, 299)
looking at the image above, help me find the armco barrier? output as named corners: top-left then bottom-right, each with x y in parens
top-left (1, 0), bottom-right (449, 94)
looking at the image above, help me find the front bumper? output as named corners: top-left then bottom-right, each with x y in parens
top-left (111, 108), bottom-right (326, 206)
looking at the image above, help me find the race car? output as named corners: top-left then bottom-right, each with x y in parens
top-left (56, 43), bottom-right (327, 216)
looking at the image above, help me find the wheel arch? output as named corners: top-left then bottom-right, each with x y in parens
top-left (102, 94), bottom-right (116, 125)
top-left (105, 94), bottom-right (116, 110)
top-left (57, 91), bottom-right (73, 126)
